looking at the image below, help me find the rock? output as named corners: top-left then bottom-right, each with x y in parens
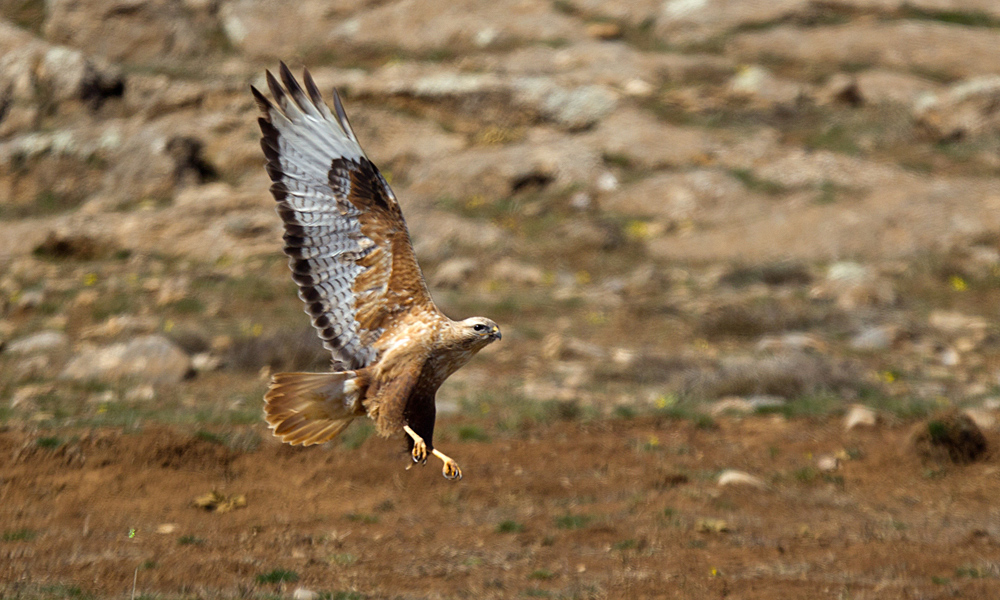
top-left (844, 405), bottom-right (877, 431)
top-left (696, 518), bottom-right (730, 533)
top-left (431, 258), bottom-right (477, 289)
top-left (854, 70), bottom-right (942, 106)
top-left (910, 411), bottom-right (988, 464)
top-left (603, 169), bottom-right (742, 222)
top-left (928, 311), bottom-right (988, 335)
top-left (586, 22), bottom-right (622, 40)
top-left (657, 0), bottom-right (806, 45)
top-left (0, 20), bottom-right (124, 118)
top-left (44, 0), bottom-right (213, 63)
top-left (756, 332), bottom-right (827, 354)
top-left (849, 326), bottom-right (896, 352)
top-left (717, 469), bottom-right (766, 489)
top-left (819, 73), bottom-right (862, 107)
top-left (728, 22), bottom-right (1000, 81)
top-left (60, 335), bottom-right (191, 384)
top-left (327, 0), bottom-right (584, 53)
top-left (406, 131), bottom-right (600, 202)
top-left (914, 76), bottom-right (1000, 142)
top-left (489, 258), bottom-right (544, 286)
top-left (6, 331), bottom-right (69, 355)
top-left (816, 455), bottom-right (840, 473)
top-left (962, 408), bottom-right (996, 431)
top-left (812, 262), bottom-right (895, 310)
top-left (513, 79), bottom-right (618, 130)
top-left (219, 0), bottom-right (366, 58)
top-left (292, 588), bottom-right (319, 600)
top-left (728, 65), bottom-right (805, 106)
top-left (710, 395), bottom-right (784, 416)
top-left (125, 385), bottom-right (157, 402)
top-left (155, 523), bottom-right (178, 534)
top-left (584, 108), bottom-right (717, 169)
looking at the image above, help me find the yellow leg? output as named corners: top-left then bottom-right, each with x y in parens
top-left (403, 425), bottom-right (427, 465)
top-left (432, 448), bottom-right (462, 481)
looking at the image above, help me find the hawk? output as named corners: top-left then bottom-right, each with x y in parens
top-left (252, 64), bottom-right (501, 480)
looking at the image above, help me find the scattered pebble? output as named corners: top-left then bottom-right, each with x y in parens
top-left (696, 518), bottom-right (730, 533)
top-left (816, 455), bottom-right (840, 473)
top-left (292, 588), bottom-right (319, 600)
top-left (844, 405), bottom-right (877, 431)
top-left (6, 331), bottom-right (69, 355)
top-left (717, 469), bottom-right (767, 489)
top-left (962, 408), bottom-right (996, 431)
top-left (156, 523), bottom-right (178, 534)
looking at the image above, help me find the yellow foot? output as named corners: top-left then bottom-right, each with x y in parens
top-left (403, 425), bottom-right (427, 465)
top-left (432, 449), bottom-right (462, 481)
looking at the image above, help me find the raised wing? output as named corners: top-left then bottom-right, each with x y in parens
top-left (252, 63), bottom-right (433, 370)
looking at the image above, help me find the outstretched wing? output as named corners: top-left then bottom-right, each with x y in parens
top-left (252, 63), bottom-right (433, 370)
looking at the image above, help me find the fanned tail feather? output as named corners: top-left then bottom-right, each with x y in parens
top-left (264, 371), bottom-right (368, 446)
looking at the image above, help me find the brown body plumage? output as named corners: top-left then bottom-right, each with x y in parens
top-left (252, 64), bottom-right (500, 479)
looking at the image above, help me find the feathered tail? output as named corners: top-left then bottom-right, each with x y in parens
top-left (264, 371), bottom-right (369, 446)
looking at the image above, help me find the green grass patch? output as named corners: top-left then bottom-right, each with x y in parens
top-left (345, 513), bottom-right (378, 524)
top-left (497, 520), bottom-right (524, 533)
top-left (35, 436), bottom-right (63, 449)
top-left (340, 421), bottom-right (374, 450)
top-left (178, 535), bottom-right (205, 546)
top-left (529, 569), bottom-right (555, 580)
top-left (612, 538), bottom-right (638, 551)
top-left (2, 529), bottom-right (37, 542)
top-left (729, 168), bottom-right (788, 196)
top-left (456, 424), bottom-right (490, 442)
top-left (554, 514), bottom-right (592, 530)
top-left (902, 7), bottom-right (1000, 28)
top-left (256, 569), bottom-right (299, 584)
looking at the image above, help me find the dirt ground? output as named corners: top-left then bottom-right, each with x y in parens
top-left (2, 415), bottom-right (999, 600)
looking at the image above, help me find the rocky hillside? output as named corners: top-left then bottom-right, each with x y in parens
top-left (4, 0), bottom-right (1000, 426)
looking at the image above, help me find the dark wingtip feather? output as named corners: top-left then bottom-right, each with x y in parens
top-left (331, 89), bottom-right (356, 141)
top-left (250, 85), bottom-right (274, 115)
top-left (265, 70), bottom-right (285, 109)
top-left (278, 62), bottom-right (309, 113)
top-left (303, 68), bottom-right (325, 108)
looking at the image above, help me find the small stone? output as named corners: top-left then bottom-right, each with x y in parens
top-left (125, 385), bottom-right (156, 402)
top-left (569, 191), bottom-right (592, 211)
top-left (939, 347), bottom-right (960, 367)
top-left (292, 589), bottom-right (319, 600)
top-left (6, 331), bottom-right (69, 355)
top-left (911, 411), bottom-right (988, 464)
top-left (596, 172), bottom-right (618, 192)
top-left (849, 326), bottom-right (896, 352)
top-left (717, 469), bottom-right (766, 489)
top-left (963, 408), bottom-right (996, 431)
top-left (431, 258), bottom-right (477, 289)
top-left (816, 455), bottom-right (840, 473)
top-left (623, 79), bottom-right (654, 97)
top-left (192, 353), bottom-right (221, 372)
top-left (61, 335), bottom-right (191, 384)
top-left (696, 518), bottom-right (730, 533)
top-left (586, 22), bottom-right (622, 40)
top-left (156, 523), bottom-right (178, 534)
top-left (844, 405), bottom-right (877, 430)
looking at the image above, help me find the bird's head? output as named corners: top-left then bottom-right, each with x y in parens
top-left (453, 316), bottom-right (501, 352)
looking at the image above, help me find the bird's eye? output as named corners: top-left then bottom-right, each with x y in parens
top-left (473, 324), bottom-right (487, 333)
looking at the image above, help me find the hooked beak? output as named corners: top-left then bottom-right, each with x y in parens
top-left (490, 325), bottom-right (501, 341)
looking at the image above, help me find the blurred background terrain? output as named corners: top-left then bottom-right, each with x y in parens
top-left (2, 0), bottom-right (1000, 598)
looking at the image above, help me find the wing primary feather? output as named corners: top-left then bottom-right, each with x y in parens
top-left (302, 68), bottom-right (337, 122)
top-left (279, 62), bottom-right (316, 117)
top-left (265, 70), bottom-right (286, 111)
top-left (331, 89), bottom-right (361, 145)
top-left (250, 85), bottom-right (274, 114)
